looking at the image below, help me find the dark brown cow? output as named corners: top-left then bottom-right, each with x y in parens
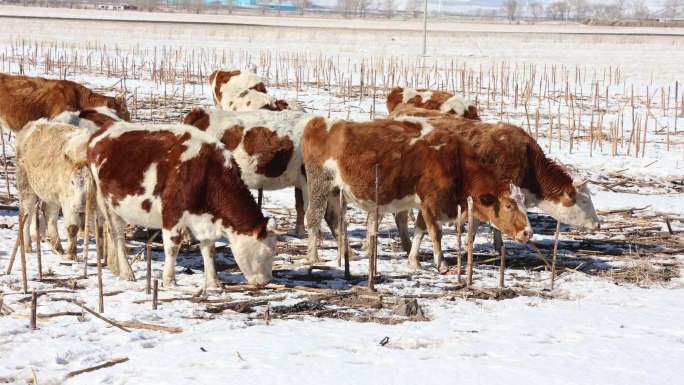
top-left (391, 106), bottom-right (600, 229)
top-left (386, 87), bottom-right (479, 120)
top-left (86, 122), bottom-right (277, 288)
top-left (0, 73), bottom-right (130, 132)
top-left (302, 116), bottom-right (532, 270)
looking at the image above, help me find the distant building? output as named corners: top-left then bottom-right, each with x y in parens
top-left (97, 3), bottom-right (138, 11)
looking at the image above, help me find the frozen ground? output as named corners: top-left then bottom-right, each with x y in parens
top-left (0, 10), bottom-right (683, 385)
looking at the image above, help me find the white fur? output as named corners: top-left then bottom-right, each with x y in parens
top-left (402, 89), bottom-right (433, 104)
top-left (439, 95), bottom-right (471, 115)
top-left (527, 182), bottom-right (600, 229)
top-left (215, 70), bottom-right (275, 111)
top-left (225, 229), bottom-right (276, 285)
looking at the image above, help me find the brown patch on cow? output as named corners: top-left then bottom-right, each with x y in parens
top-left (88, 127), bottom-right (268, 236)
top-left (246, 101), bottom-right (251, 106)
top-left (243, 126), bottom-right (294, 178)
top-left (219, 125), bottom-right (245, 151)
top-left (262, 99), bottom-right (290, 111)
top-left (0, 73), bottom-right (130, 132)
top-left (238, 90), bottom-right (249, 98)
top-left (386, 87), bottom-right (405, 113)
top-left (170, 234), bottom-right (182, 244)
top-left (141, 199), bottom-right (152, 212)
top-left (79, 109), bottom-right (117, 129)
top-left (464, 105), bottom-right (480, 120)
top-left (210, 70), bottom-right (241, 105)
top-left (183, 108), bottom-right (210, 131)
top-left (250, 82), bottom-right (268, 93)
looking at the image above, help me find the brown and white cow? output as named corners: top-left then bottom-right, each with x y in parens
top-left (184, 108), bottom-right (330, 238)
top-left (209, 69), bottom-right (301, 112)
top-left (0, 73), bottom-right (130, 133)
top-left (391, 106), bottom-right (600, 230)
top-left (301, 116), bottom-right (533, 270)
top-left (386, 87), bottom-right (479, 120)
top-left (85, 122), bottom-right (277, 288)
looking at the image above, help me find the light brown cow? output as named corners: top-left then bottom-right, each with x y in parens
top-left (302, 116), bottom-right (532, 270)
top-left (16, 119), bottom-right (93, 259)
top-left (386, 87), bottom-right (479, 120)
top-left (0, 73), bottom-right (130, 132)
top-left (85, 121), bottom-right (277, 288)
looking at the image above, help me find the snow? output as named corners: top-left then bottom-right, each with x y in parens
top-left (0, 10), bottom-right (683, 385)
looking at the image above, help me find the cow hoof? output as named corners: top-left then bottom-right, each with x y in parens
top-left (120, 270), bottom-right (136, 282)
top-left (203, 284), bottom-right (222, 293)
top-left (306, 255), bottom-right (321, 264)
top-left (409, 262), bottom-right (422, 271)
top-left (67, 253), bottom-right (78, 261)
top-left (294, 226), bottom-right (306, 238)
top-left (162, 279), bottom-right (177, 289)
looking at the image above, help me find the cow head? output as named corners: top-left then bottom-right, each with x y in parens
top-left (534, 179), bottom-right (600, 230)
top-left (227, 218), bottom-right (278, 285)
top-left (109, 94), bottom-right (131, 121)
top-left (474, 183), bottom-right (533, 243)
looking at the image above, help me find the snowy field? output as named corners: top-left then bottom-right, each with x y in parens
top-left (0, 9), bottom-right (683, 385)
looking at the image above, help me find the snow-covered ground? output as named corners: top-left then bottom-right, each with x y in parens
top-left (1, 11), bottom-right (683, 385)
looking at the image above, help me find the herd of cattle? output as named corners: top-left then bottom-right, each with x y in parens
top-left (0, 69), bottom-right (600, 290)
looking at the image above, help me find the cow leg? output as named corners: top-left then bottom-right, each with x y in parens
top-left (19, 192), bottom-right (38, 253)
top-left (304, 162), bottom-right (334, 264)
top-left (63, 207), bottom-right (80, 260)
top-left (408, 212), bottom-right (427, 269)
top-left (294, 187), bottom-right (306, 237)
top-left (44, 203), bottom-right (65, 256)
top-left (420, 207), bottom-right (446, 271)
top-left (394, 210), bottom-right (412, 253)
top-left (109, 213), bottom-right (135, 281)
top-left (199, 239), bottom-right (221, 290)
top-left (93, 189), bottom-right (119, 275)
top-left (323, 190), bottom-right (351, 263)
top-left (161, 227), bottom-right (182, 288)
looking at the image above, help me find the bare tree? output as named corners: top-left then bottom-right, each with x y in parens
top-left (383, 0), bottom-right (395, 18)
top-left (337, 0), bottom-right (354, 17)
top-left (570, 0), bottom-right (589, 19)
top-left (546, 1), bottom-right (571, 20)
top-left (405, 0), bottom-right (421, 18)
top-left (663, 0), bottom-right (682, 17)
top-left (356, 0), bottom-right (371, 17)
top-left (528, 1), bottom-right (544, 20)
top-left (502, 0), bottom-right (519, 21)
top-left (631, 0), bottom-right (650, 19)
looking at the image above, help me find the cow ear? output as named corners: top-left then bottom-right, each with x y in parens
top-left (479, 194), bottom-right (496, 207)
top-left (573, 179), bottom-right (589, 189)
